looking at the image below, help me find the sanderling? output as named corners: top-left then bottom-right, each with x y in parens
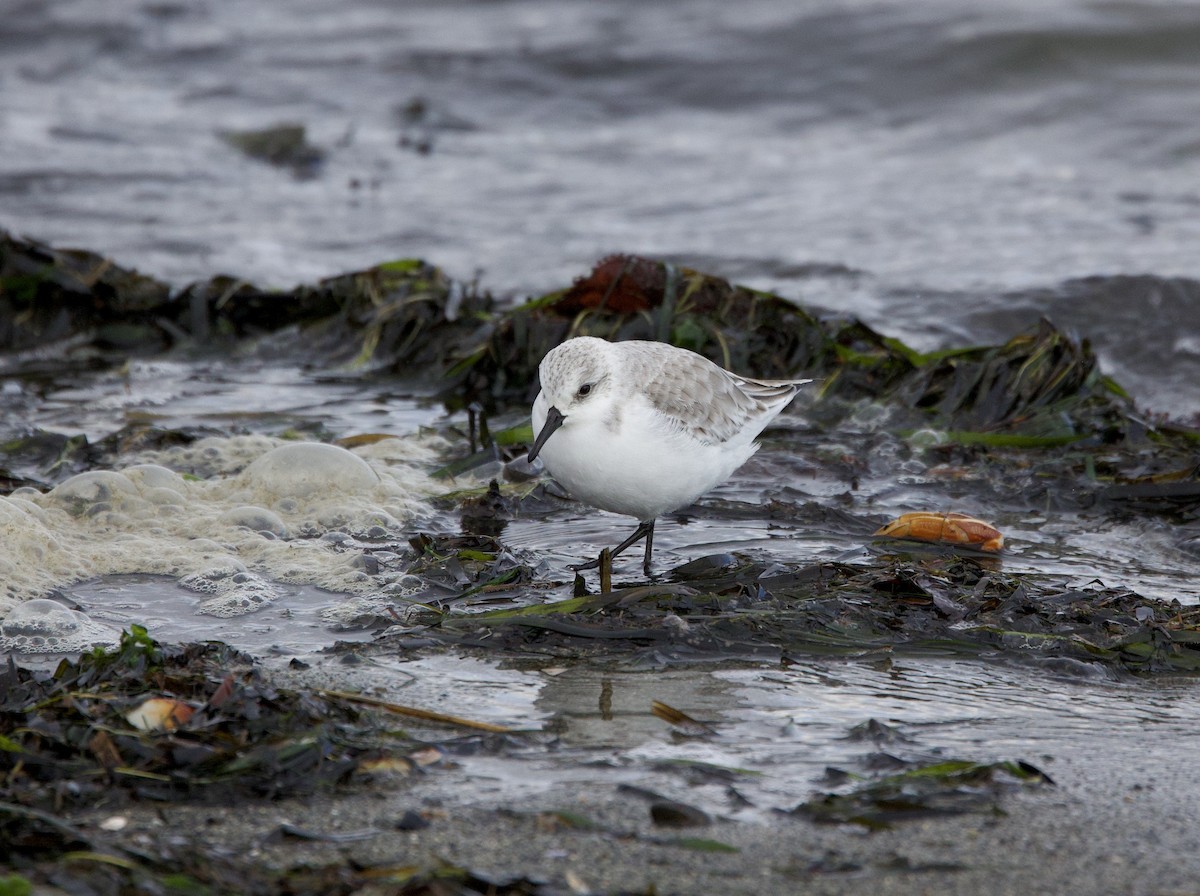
top-left (528, 336), bottom-right (811, 577)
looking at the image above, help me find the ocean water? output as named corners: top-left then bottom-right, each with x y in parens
top-left (2, 0), bottom-right (1199, 415)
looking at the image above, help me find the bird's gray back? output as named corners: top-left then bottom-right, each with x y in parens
top-left (618, 341), bottom-right (800, 445)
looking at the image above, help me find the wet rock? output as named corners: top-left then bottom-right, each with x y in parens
top-left (218, 123), bottom-right (325, 179)
top-left (650, 800), bottom-right (712, 828)
top-left (459, 479), bottom-right (517, 538)
top-left (394, 809), bottom-right (430, 831)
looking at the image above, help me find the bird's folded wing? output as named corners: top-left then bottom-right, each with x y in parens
top-left (637, 351), bottom-right (801, 445)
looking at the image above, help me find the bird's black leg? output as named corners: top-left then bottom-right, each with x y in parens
top-left (572, 520), bottom-right (656, 574)
top-left (641, 520), bottom-right (655, 576)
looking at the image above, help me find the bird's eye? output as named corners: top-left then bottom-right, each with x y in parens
top-left (577, 383), bottom-right (593, 397)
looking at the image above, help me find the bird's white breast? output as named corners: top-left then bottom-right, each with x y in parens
top-left (532, 389), bottom-right (755, 521)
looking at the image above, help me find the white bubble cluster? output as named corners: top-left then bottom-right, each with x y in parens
top-left (179, 563), bottom-right (285, 618)
top-left (321, 593), bottom-right (409, 628)
top-left (0, 434), bottom-right (446, 636)
top-left (0, 598), bottom-right (120, 654)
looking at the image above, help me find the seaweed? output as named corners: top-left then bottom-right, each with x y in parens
top-left (3, 236), bottom-right (1198, 678)
top-left (0, 625), bottom-right (559, 892)
top-left (414, 554), bottom-right (1200, 674)
top-left (4, 231), bottom-right (1198, 467)
top-left (793, 756), bottom-right (1053, 830)
top-left (0, 806), bottom-right (585, 896)
top-left (0, 626), bottom-right (482, 813)
top-left (0, 231), bottom-right (489, 364)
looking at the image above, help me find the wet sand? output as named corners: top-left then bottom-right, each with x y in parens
top-left (64, 660), bottom-right (1194, 896)
top-left (4, 237), bottom-right (1200, 895)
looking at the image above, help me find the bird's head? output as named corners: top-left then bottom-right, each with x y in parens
top-left (527, 337), bottom-right (614, 462)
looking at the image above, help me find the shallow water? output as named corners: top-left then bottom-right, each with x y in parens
top-left (13, 358), bottom-right (433, 443)
top-left (76, 575), bottom-right (378, 657)
top-left (3, 355), bottom-right (1196, 816)
top-left (263, 647), bottom-right (1200, 828)
top-left (3, 355), bottom-right (1197, 648)
top-left (3, 0), bottom-right (1200, 415)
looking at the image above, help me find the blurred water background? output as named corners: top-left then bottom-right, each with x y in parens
top-left (2, 0), bottom-right (1199, 416)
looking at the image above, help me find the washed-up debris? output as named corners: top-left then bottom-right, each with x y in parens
top-left (0, 626), bottom-right (500, 812)
top-left (651, 699), bottom-right (719, 737)
top-left (650, 799), bottom-right (713, 828)
top-left (0, 801), bottom-right (581, 896)
top-left (793, 756), bottom-right (1052, 830)
top-left (124, 695), bottom-right (196, 732)
top-left (418, 555), bottom-right (1200, 674)
top-left (272, 822), bottom-right (380, 843)
top-left (0, 625), bottom-right (550, 892)
top-left (403, 531), bottom-right (544, 607)
top-left (1098, 469), bottom-right (1200, 521)
top-left (458, 478), bottom-right (521, 537)
top-left (874, 512), bottom-right (1004, 552)
top-left (317, 688), bottom-right (517, 734)
top-left (613, 784), bottom-right (720, 831)
top-left (844, 719), bottom-right (914, 745)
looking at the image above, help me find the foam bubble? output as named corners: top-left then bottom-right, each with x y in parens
top-left (241, 443), bottom-right (380, 500)
top-left (4, 494), bottom-right (51, 525)
top-left (218, 506), bottom-right (289, 537)
top-left (122, 463), bottom-right (188, 492)
top-left (0, 598), bottom-right (120, 654)
top-left (142, 486), bottom-right (187, 507)
top-left (146, 434), bottom-right (280, 478)
top-left (50, 471), bottom-right (140, 516)
top-left (0, 434), bottom-right (447, 622)
top-left (0, 495), bottom-right (89, 615)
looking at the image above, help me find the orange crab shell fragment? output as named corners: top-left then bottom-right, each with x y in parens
top-left (125, 697), bottom-right (196, 732)
top-left (874, 512), bottom-right (1004, 553)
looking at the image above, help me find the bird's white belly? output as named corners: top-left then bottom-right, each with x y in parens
top-left (535, 403), bottom-right (754, 521)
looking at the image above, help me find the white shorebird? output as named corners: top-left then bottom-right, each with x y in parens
top-left (528, 336), bottom-right (811, 577)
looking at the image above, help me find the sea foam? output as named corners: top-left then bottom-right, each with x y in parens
top-left (0, 434), bottom-right (444, 637)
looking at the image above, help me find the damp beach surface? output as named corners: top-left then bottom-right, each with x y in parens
top-left (4, 0), bottom-right (1200, 892)
top-left (3, 244), bottom-right (1200, 893)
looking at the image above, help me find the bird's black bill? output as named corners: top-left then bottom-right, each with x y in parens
top-left (527, 406), bottom-right (566, 462)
